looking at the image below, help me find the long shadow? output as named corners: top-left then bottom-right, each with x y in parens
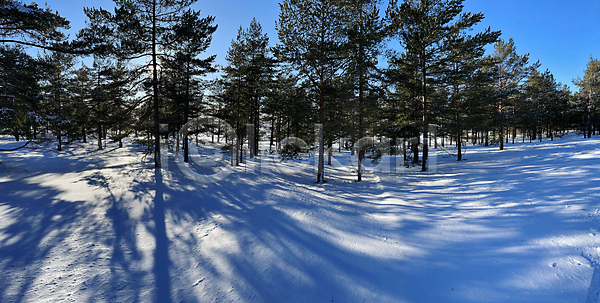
top-left (0, 140), bottom-right (151, 303)
top-left (0, 178), bottom-right (94, 302)
top-left (156, 137), bottom-right (600, 302)
top-left (82, 171), bottom-right (144, 303)
top-left (3, 136), bottom-right (599, 302)
top-left (153, 169), bottom-right (172, 303)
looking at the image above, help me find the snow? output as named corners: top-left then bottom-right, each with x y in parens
top-left (1, 133), bottom-right (600, 302)
top-left (1, 2), bottom-right (35, 14)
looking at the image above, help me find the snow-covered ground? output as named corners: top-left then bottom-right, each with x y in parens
top-left (1, 133), bottom-right (600, 302)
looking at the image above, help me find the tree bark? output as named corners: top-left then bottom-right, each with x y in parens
top-left (152, 0), bottom-right (161, 168)
top-left (421, 64), bottom-right (428, 172)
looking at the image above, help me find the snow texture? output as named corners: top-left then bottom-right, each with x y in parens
top-left (1, 2), bottom-right (35, 14)
top-left (0, 133), bottom-right (600, 302)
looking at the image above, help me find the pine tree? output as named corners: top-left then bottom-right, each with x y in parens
top-left (161, 9), bottom-right (217, 162)
top-left (263, 69), bottom-right (314, 151)
top-left (221, 19), bottom-right (274, 162)
top-left (345, 0), bottom-right (386, 181)
top-left (0, 45), bottom-right (41, 141)
top-left (80, 0), bottom-right (215, 168)
top-left (490, 38), bottom-right (536, 150)
top-left (39, 51), bottom-right (78, 151)
top-left (387, 0), bottom-right (493, 171)
top-left (0, 0), bottom-right (71, 51)
top-left (573, 56), bottom-right (600, 138)
top-left (443, 25), bottom-right (499, 160)
top-left (277, 0), bottom-right (349, 183)
top-left (70, 67), bottom-right (92, 143)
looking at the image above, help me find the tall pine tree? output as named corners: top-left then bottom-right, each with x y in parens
top-left (387, 0), bottom-right (495, 171)
top-left (277, 0), bottom-right (349, 183)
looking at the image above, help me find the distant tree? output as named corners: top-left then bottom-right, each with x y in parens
top-left (39, 51), bottom-right (77, 151)
top-left (573, 56), bottom-right (600, 138)
top-left (69, 67), bottom-right (94, 143)
top-left (221, 18), bottom-right (274, 163)
top-left (83, 57), bottom-right (141, 150)
top-left (0, 45), bottom-right (41, 141)
top-left (387, 0), bottom-right (497, 171)
top-left (346, 0), bottom-right (386, 181)
top-left (161, 9), bottom-right (217, 162)
top-left (445, 58), bottom-right (497, 160)
top-left (277, 0), bottom-right (349, 183)
top-left (489, 38), bottom-right (536, 150)
top-left (80, 0), bottom-right (215, 167)
top-left (263, 69), bottom-right (314, 151)
top-left (383, 42), bottom-right (424, 165)
top-left (442, 26), bottom-right (499, 160)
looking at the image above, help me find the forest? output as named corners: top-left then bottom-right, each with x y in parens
top-left (1, 0), bottom-right (599, 182)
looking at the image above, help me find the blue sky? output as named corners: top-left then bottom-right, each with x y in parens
top-left (48, 0), bottom-right (600, 90)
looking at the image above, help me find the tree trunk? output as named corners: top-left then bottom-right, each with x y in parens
top-left (247, 124), bottom-right (255, 159)
top-left (217, 119), bottom-right (221, 143)
top-left (152, 0), bottom-right (161, 168)
top-left (98, 123), bottom-right (102, 150)
top-left (412, 138), bottom-right (419, 164)
top-left (183, 135), bottom-right (188, 162)
top-left (421, 63), bottom-right (428, 172)
top-left (269, 116), bottom-right (275, 151)
top-left (512, 127), bottom-right (516, 144)
top-left (316, 123), bottom-right (325, 183)
top-left (588, 95), bottom-right (593, 138)
top-left (357, 60), bottom-right (365, 181)
top-left (457, 116), bottom-right (462, 161)
top-left (327, 139), bottom-right (332, 166)
top-left (276, 116), bottom-right (281, 150)
top-left (403, 139), bottom-right (407, 163)
top-left (254, 96), bottom-right (260, 156)
top-left (316, 66), bottom-right (325, 183)
top-left (57, 128), bottom-right (62, 151)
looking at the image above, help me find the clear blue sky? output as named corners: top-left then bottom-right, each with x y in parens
top-left (47, 0), bottom-right (600, 90)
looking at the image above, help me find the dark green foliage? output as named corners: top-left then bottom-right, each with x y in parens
top-left (386, 0), bottom-right (499, 169)
top-left (573, 57), bottom-right (600, 138)
top-left (489, 38), bottom-right (537, 149)
top-left (79, 0), bottom-right (216, 166)
top-left (220, 19), bottom-right (275, 164)
top-left (277, 0), bottom-right (353, 182)
top-left (0, 45), bottom-right (41, 141)
top-left (0, 0), bottom-right (71, 51)
top-left (0, 0), bottom-right (595, 177)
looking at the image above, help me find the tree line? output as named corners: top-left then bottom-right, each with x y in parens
top-left (1, 0), bottom-right (599, 182)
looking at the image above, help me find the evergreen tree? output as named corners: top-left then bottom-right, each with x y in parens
top-left (277, 0), bottom-right (349, 183)
top-left (161, 9), bottom-right (217, 162)
top-left (490, 38), bottom-right (536, 150)
top-left (39, 51), bottom-right (78, 151)
top-left (80, 0), bottom-right (216, 167)
top-left (0, 45), bottom-right (41, 141)
top-left (386, 0), bottom-right (495, 171)
top-left (70, 67), bottom-right (93, 143)
top-left (442, 26), bottom-right (499, 160)
top-left (221, 18), bottom-right (274, 163)
top-left (0, 0), bottom-right (71, 51)
top-left (263, 69), bottom-right (314, 151)
top-left (573, 56), bottom-right (600, 138)
top-left (345, 0), bottom-right (386, 181)
top-left (84, 57), bottom-right (141, 150)
top-left (521, 69), bottom-right (571, 141)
